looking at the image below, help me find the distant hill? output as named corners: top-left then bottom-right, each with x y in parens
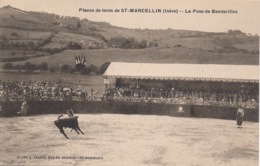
top-left (12, 47), bottom-right (259, 68)
top-left (0, 5), bottom-right (259, 69)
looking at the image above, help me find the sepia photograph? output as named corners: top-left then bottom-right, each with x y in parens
top-left (0, 0), bottom-right (259, 165)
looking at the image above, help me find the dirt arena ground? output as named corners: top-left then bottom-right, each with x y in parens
top-left (0, 114), bottom-right (258, 166)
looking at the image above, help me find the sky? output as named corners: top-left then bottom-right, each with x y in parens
top-left (0, 0), bottom-right (259, 34)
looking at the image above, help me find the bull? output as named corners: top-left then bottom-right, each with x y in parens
top-left (54, 115), bottom-right (84, 139)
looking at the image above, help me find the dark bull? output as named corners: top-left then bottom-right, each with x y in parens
top-left (54, 115), bottom-right (84, 139)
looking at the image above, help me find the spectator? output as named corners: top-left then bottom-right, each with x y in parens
top-left (17, 100), bottom-right (29, 116)
top-left (237, 106), bottom-right (245, 128)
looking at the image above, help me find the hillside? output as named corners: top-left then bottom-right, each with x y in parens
top-left (0, 5), bottom-right (259, 71)
top-left (10, 48), bottom-right (259, 69)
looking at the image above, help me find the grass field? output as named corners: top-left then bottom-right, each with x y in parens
top-left (0, 50), bottom-right (46, 60)
top-left (6, 47), bottom-right (258, 70)
top-left (41, 32), bottom-right (105, 49)
top-left (0, 27), bottom-right (51, 40)
top-left (0, 114), bottom-right (258, 166)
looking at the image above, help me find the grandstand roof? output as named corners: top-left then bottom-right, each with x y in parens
top-left (103, 62), bottom-right (259, 83)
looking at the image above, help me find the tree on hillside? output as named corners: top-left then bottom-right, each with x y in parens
top-left (95, 33), bottom-right (107, 42)
top-left (89, 64), bottom-right (97, 73)
top-left (14, 64), bottom-right (23, 70)
top-left (75, 55), bottom-right (86, 72)
top-left (107, 37), bottom-right (149, 49)
top-left (49, 67), bottom-right (55, 73)
top-left (39, 62), bottom-right (48, 71)
top-left (67, 42), bottom-right (82, 50)
top-left (89, 26), bottom-right (97, 31)
top-left (80, 67), bottom-right (91, 75)
top-left (24, 62), bottom-right (37, 71)
top-left (20, 42), bottom-right (27, 49)
top-left (77, 22), bottom-right (81, 29)
top-left (14, 42), bottom-right (20, 47)
top-left (11, 32), bottom-right (18, 39)
top-left (61, 64), bottom-right (75, 73)
top-left (138, 39), bottom-right (148, 49)
top-left (3, 63), bottom-right (14, 70)
top-left (148, 39), bottom-right (158, 47)
top-left (227, 30), bottom-right (245, 36)
top-left (27, 41), bottom-right (36, 49)
top-left (61, 64), bottom-right (69, 72)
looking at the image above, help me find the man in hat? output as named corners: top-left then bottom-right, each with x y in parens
top-left (237, 105), bottom-right (244, 128)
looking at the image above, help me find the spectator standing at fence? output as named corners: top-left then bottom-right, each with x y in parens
top-left (237, 106), bottom-right (244, 128)
top-left (17, 100), bottom-right (29, 116)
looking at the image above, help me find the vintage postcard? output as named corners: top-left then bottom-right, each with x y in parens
top-left (0, 0), bottom-right (259, 165)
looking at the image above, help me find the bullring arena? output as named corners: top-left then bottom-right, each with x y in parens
top-left (0, 62), bottom-right (259, 166)
top-left (0, 113), bottom-right (258, 166)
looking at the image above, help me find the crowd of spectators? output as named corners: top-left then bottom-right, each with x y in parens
top-left (104, 87), bottom-right (258, 108)
top-left (0, 80), bottom-right (258, 108)
top-left (0, 80), bottom-right (96, 101)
